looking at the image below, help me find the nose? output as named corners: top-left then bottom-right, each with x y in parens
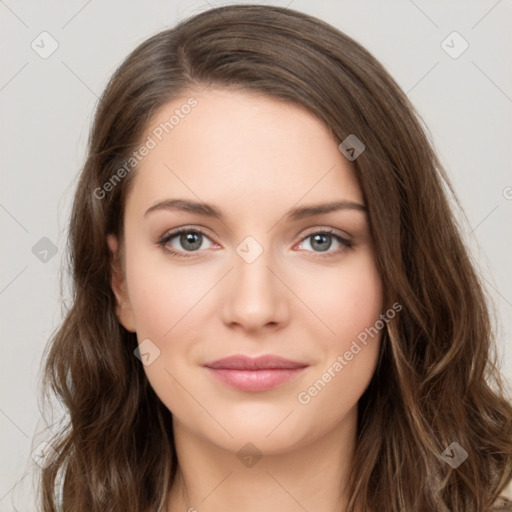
top-left (220, 242), bottom-right (289, 333)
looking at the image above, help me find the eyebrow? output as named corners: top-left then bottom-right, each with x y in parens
top-left (144, 198), bottom-right (367, 221)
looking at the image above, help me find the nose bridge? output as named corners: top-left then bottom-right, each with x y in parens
top-left (221, 232), bottom-right (287, 329)
top-left (234, 233), bottom-right (278, 300)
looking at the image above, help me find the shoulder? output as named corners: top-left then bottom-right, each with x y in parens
top-left (491, 496), bottom-right (512, 511)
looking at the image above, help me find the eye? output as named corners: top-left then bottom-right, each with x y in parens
top-left (157, 226), bottom-right (354, 259)
top-left (158, 227), bottom-right (215, 258)
top-left (296, 228), bottom-right (353, 257)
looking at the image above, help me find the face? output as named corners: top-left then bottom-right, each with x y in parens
top-left (108, 88), bottom-right (383, 454)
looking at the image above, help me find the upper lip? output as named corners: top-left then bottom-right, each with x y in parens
top-left (204, 355), bottom-right (308, 370)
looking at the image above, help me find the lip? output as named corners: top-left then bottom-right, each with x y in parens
top-left (203, 355), bottom-right (309, 392)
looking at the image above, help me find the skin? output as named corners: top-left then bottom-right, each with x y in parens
top-left (108, 88), bottom-right (383, 512)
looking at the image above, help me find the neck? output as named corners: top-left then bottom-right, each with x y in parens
top-left (167, 406), bottom-right (359, 512)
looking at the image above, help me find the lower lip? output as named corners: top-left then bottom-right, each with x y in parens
top-left (206, 367), bottom-right (307, 392)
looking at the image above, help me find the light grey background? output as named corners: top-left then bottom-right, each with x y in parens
top-left (1, 1), bottom-right (511, 510)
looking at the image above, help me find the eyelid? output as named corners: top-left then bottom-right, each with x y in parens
top-left (298, 225), bottom-right (352, 241)
top-left (293, 227), bottom-right (354, 257)
top-left (157, 225), bottom-right (353, 258)
top-left (158, 225), bottom-right (216, 247)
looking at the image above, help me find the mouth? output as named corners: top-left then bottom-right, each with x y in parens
top-left (203, 355), bottom-right (309, 392)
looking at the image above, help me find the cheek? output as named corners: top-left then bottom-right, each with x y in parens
top-left (294, 265), bottom-right (383, 423)
top-left (124, 249), bottom-right (204, 409)
top-left (294, 251), bottom-right (383, 406)
top-left (122, 240), bottom-right (384, 445)
top-left (339, 262), bottom-right (382, 341)
top-left (301, 251), bottom-right (383, 344)
top-left (126, 242), bottom-right (383, 357)
top-left (125, 248), bottom-right (213, 339)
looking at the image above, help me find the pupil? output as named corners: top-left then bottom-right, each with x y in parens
top-left (177, 232), bottom-right (333, 253)
top-left (181, 232), bottom-right (202, 251)
top-left (312, 234), bottom-right (331, 252)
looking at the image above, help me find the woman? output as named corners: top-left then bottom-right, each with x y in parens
top-left (39, 4), bottom-right (512, 511)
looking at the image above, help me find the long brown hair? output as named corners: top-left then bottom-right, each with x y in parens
top-left (39, 4), bottom-right (512, 511)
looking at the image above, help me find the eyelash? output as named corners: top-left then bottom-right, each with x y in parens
top-left (157, 226), bottom-right (354, 259)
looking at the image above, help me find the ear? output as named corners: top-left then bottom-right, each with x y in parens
top-left (106, 234), bottom-right (136, 332)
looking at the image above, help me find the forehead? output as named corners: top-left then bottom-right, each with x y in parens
top-left (126, 88), bottom-right (363, 218)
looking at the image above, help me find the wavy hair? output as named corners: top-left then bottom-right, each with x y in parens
top-left (39, 4), bottom-right (512, 511)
